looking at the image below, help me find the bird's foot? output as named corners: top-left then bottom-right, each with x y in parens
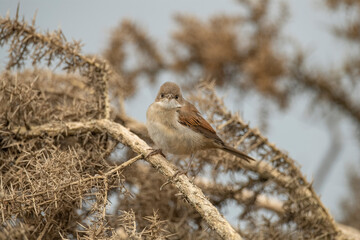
top-left (146, 148), bottom-right (166, 158)
top-left (174, 169), bottom-right (187, 178)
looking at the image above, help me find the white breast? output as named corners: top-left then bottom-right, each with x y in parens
top-left (146, 102), bottom-right (205, 155)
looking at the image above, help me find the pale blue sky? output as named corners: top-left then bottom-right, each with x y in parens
top-left (0, 0), bottom-right (357, 220)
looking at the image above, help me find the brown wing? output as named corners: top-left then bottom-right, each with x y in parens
top-left (177, 101), bottom-right (223, 144)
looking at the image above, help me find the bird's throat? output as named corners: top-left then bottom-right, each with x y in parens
top-left (156, 99), bottom-right (182, 110)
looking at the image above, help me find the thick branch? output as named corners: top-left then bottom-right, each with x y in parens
top-left (10, 119), bottom-right (242, 240)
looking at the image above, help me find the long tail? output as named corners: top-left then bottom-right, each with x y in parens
top-left (221, 145), bottom-right (255, 162)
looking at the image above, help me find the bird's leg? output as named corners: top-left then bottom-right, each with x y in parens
top-left (173, 154), bottom-right (195, 177)
top-left (185, 153), bottom-right (195, 174)
top-left (170, 154), bottom-right (195, 179)
top-left (160, 154), bottom-right (195, 191)
top-left (146, 148), bottom-right (166, 158)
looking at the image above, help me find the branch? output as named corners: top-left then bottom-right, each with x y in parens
top-left (196, 179), bottom-right (360, 240)
top-left (314, 119), bottom-right (342, 190)
top-left (291, 57), bottom-right (360, 126)
top-left (9, 119), bottom-right (243, 240)
top-left (337, 224), bottom-right (360, 240)
top-left (195, 179), bottom-right (284, 215)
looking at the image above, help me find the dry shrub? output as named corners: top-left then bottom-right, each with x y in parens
top-left (0, 70), bottom-right (121, 239)
top-left (1, 70), bottom-right (98, 127)
top-left (0, 12), bottom-right (135, 239)
top-left (0, 11), bottom-right (220, 240)
top-left (1, 2), bottom-right (360, 240)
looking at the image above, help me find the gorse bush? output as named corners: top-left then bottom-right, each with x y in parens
top-left (1, 1), bottom-right (360, 239)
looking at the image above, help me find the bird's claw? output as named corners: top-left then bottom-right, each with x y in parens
top-left (173, 170), bottom-right (187, 178)
top-left (146, 148), bottom-right (166, 158)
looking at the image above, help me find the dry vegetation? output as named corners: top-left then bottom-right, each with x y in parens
top-left (1, 1), bottom-right (360, 239)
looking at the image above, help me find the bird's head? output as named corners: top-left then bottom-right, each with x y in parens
top-left (155, 82), bottom-right (184, 109)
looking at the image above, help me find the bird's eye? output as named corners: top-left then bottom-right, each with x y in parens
top-left (175, 95), bottom-right (179, 99)
top-left (160, 94), bottom-right (164, 98)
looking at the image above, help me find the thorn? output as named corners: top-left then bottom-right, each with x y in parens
top-left (32, 9), bottom-right (38, 26)
top-left (16, 3), bottom-right (20, 21)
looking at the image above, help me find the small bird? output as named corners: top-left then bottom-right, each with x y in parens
top-left (146, 82), bottom-right (255, 163)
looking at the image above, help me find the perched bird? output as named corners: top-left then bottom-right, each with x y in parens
top-left (146, 82), bottom-right (255, 162)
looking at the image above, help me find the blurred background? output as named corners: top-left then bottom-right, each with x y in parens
top-left (1, 0), bottom-right (359, 224)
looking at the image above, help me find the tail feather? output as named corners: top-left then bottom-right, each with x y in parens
top-left (222, 145), bottom-right (255, 162)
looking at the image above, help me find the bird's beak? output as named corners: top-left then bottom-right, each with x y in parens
top-left (158, 95), bottom-right (182, 109)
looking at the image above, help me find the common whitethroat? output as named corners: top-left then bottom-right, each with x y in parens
top-left (146, 82), bottom-right (255, 162)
